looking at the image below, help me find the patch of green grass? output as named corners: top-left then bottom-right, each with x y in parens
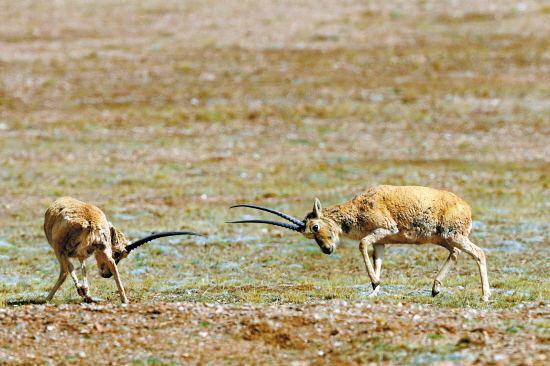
top-left (131, 357), bottom-right (177, 366)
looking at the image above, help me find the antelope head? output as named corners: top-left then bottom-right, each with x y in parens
top-left (228, 198), bottom-right (341, 255)
top-left (97, 225), bottom-right (203, 278)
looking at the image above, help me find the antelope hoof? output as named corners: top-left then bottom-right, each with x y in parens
top-left (369, 283), bottom-right (380, 298)
top-left (83, 296), bottom-right (95, 303)
top-left (76, 284), bottom-right (89, 298)
top-left (432, 281), bottom-right (441, 297)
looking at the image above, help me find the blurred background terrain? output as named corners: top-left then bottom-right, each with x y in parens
top-left (0, 0), bottom-right (548, 364)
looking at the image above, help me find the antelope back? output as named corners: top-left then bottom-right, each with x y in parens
top-left (44, 197), bottom-right (111, 258)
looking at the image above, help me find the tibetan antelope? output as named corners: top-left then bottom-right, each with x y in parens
top-left (228, 185), bottom-right (491, 301)
top-left (44, 197), bottom-right (202, 303)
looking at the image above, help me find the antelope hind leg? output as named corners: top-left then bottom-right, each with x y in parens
top-left (46, 255), bottom-right (69, 301)
top-left (432, 247), bottom-right (460, 297)
top-left (449, 235), bottom-right (491, 301)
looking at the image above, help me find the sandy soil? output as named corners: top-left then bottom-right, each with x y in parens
top-left (1, 301), bottom-right (548, 365)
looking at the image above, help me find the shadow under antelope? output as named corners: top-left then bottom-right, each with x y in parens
top-left (44, 197), bottom-right (202, 303)
top-left (229, 185), bottom-right (491, 301)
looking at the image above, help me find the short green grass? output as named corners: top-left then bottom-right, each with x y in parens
top-left (0, 0), bottom-right (548, 310)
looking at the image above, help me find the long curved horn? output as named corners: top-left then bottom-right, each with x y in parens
top-left (230, 204), bottom-right (305, 228)
top-left (226, 219), bottom-right (302, 232)
top-left (126, 231), bottom-right (203, 253)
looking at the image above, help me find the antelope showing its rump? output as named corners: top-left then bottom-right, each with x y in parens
top-left (44, 197), bottom-right (202, 303)
top-left (229, 185), bottom-right (490, 301)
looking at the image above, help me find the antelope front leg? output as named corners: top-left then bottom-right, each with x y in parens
top-left (359, 229), bottom-right (395, 297)
top-left (106, 257), bottom-right (129, 304)
top-left (64, 257), bottom-right (89, 301)
top-left (371, 244), bottom-right (385, 296)
top-left (373, 244), bottom-right (385, 280)
top-left (79, 259), bottom-right (93, 303)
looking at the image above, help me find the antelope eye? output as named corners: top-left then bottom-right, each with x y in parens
top-left (312, 224), bottom-right (320, 233)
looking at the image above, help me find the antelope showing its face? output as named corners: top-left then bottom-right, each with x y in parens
top-left (96, 225), bottom-right (130, 278)
top-left (228, 198), bottom-right (340, 255)
top-left (302, 199), bottom-right (341, 254)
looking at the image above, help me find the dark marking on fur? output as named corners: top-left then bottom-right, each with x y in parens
top-left (60, 230), bottom-right (81, 257)
top-left (340, 220), bottom-right (351, 234)
top-left (93, 242), bottom-right (107, 250)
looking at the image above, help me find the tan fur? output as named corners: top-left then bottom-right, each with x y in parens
top-left (302, 185), bottom-right (490, 301)
top-left (44, 197), bottom-right (130, 303)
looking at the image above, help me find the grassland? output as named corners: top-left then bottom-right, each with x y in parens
top-left (0, 0), bottom-right (548, 364)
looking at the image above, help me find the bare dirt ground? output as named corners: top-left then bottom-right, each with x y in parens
top-left (1, 301), bottom-right (548, 365)
top-left (0, 0), bottom-right (549, 364)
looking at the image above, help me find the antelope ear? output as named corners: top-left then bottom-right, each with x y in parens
top-left (313, 198), bottom-right (323, 218)
top-left (109, 225), bottom-right (118, 245)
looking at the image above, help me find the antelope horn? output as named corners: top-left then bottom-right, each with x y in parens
top-left (226, 219), bottom-right (302, 232)
top-left (126, 231), bottom-right (203, 253)
top-left (230, 204), bottom-right (305, 228)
